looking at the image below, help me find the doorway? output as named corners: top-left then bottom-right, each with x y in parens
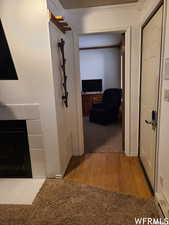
top-left (79, 32), bottom-right (124, 154)
top-left (64, 29), bottom-right (152, 199)
top-left (139, 3), bottom-right (163, 191)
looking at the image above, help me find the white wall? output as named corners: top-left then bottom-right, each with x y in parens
top-left (66, 3), bottom-right (141, 155)
top-left (49, 22), bottom-right (78, 176)
top-left (0, 0), bottom-right (61, 177)
top-left (80, 33), bottom-right (121, 91)
top-left (79, 33), bottom-right (122, 47)
top-left (80, 48), bottom-right (121, 90)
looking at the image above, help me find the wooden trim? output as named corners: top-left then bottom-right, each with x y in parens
top-left (73, 27), bottom-right (131, 156)
top-left (50, 13), bottom-right (72, 34)
top-left (60, 22), bottom-right (68, 26)
top-left (51, 17), bottom-right (66, 34)
top-left (79, 44), bottom-right (120, 51)
top-left (142, 0), bottom-right (164, 29)
top-left (121, 34), bottom-right (125, 152)
top-left (64, 27), bottom-right (72, 32)
top-left (56, 18), bottom-right (64, 21)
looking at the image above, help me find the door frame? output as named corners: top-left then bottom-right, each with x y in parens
top-left (138, 0), bottom-right (165, 192)
top-left (73, 26), bottom-right (131, 156)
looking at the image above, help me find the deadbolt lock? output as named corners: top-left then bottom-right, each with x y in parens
top-left (145, 110), bottom-right (157, 130)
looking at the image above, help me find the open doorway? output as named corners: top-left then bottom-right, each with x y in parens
top-left (79, 32), bottom-right (125, 154)
top-left (64, 30), bottom-right (152, 199)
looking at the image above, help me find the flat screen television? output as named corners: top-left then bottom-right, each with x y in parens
top-left (82, 79), bottom-right (102, 93)
top-left (0, 20), bottom-right (18, 80)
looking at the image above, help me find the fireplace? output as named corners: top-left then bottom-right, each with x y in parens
top-left (0, 120), bottom-right (32, 178)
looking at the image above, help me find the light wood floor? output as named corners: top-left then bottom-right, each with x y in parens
top-left (64, 153), bottom-right (153, 199)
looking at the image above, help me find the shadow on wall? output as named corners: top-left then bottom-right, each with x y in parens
top-left (103, 48), bottom-right (121, 90)
top-left (0, 102), bottom-right (16, 120)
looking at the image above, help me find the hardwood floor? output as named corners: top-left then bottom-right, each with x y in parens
top-left (64, 153), bottom-right (153, 199)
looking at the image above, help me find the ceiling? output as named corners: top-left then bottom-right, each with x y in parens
top-left (59, 0), bottom-right (138, 9)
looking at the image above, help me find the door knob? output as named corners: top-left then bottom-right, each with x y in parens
top-left (145, 120), bottom-right (152, 125)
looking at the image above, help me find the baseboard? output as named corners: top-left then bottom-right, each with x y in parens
top-left (156, 192), bottom-right (169, 218)
top-left (55, 174), bottom-right (63, 179)
top-left (55, 155), bottom-right (72, 179)
top-left (125, 152), bottom-right (138, 157)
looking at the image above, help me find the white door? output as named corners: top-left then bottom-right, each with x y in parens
top-left (140, 5), bottom-right (163, 190)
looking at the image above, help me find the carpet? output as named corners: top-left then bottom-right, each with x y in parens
top-left (84, 117), bottom-right (123, 153)
top-left (0, 179), bottom-right (161, 225)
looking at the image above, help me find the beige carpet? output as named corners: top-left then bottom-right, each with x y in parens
top-left (0, 179), bottom-right (161, 225)
top-left (84, 117), bottom-right (123, 153)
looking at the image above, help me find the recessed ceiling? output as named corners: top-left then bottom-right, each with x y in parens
top-left (59, 0), bottom-right (138, 9)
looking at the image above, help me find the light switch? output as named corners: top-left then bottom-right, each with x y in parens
top-left (164, 89), bottom-right (169, 102)
top-left (164, 58), bottom-right (169, 80)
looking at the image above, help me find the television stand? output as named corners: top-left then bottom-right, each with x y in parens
top-left (82, 92), bottom-right (103, 117)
